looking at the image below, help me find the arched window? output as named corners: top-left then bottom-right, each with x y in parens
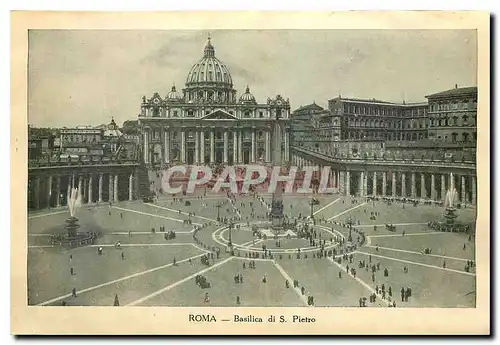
top-left (463, 133), bottom-right (469, 142)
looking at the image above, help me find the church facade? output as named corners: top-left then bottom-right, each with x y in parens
top-left (138, 37), bottom-right (291, 166)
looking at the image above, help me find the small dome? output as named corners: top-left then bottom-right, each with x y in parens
top-left (104, 118), bottom-right (122, 137)
top-left (166, 85), bottom-right (183, 101)
top-left (239, 86), bottom-right (256, 104)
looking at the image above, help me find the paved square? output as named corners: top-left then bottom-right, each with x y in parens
top-left (28, 194), bottom-right (477, 308)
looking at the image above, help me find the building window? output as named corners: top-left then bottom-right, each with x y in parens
top-left (243, 111), bottom-right (251, 118)
top-left (187, 110), bottom-right (194, 117)
top-left (173, 111), bottom-right (178, 117)
top-left (463, 133), bottom-right (469, 142)
top-left (451, 133), bottom-right (458, 142)
top-left (259, 111), bottom-right (264, 118)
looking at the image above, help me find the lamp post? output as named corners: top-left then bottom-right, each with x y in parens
top-left (216, 201), bottom-right (222, 222)
top-left (309, 198), bottom-right (315, 220)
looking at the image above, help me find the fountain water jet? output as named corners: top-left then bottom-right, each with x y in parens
top-left (443, 173), bottom-right (458, 228)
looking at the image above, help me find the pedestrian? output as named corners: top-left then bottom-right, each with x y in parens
top-left (401, 287), bottom-right (405, 302)
top-left (72, 288), bottom-right (77, 298)
top-left (372, 272), bottom-right (375, 282)
top-left (114, 294), bottom-right (120, 306)
top-left (70, 267), bottom-right (74, 275)
top-left (121, 252), bottom-right (125, 260)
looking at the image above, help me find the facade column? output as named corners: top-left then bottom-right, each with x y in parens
top-left (56, 176), bottom-right (61, 207)
top-left (47, 176), bottom-right (53, 208)
top-left (114, 174), bottom-right (119, 202)
top-left (420, 173), bottom-right (427, 199)
top-left (411, 172), bottom-right (416, 198)
top-left (223, 131), bottom-right (229, 164)
top-left (180, 130), bottom-right (186, 164)
top-left (200, 131), bottom-right (205, 164)
top-left (88, 175), bottom-right (93, 204)
top-left (332, 169), bottom-right (337, 188)
top-left (345, 170), bottom-right (351, 196)
top-left (265, 131), bottom-right (271, 162)
top-left (284, 130), bottom-right (289, 163)
top-left (251, 129), bottom-right (256, 163)
top-left (363, 171), bottom-right (368, 196)
top-left (441, 174), bottom-right (446, 201)
top-left (194, 131), bottom-right (200, 164)
top-left (98, 173), bottom-right (103, 202)
top-left (372, 172), bottom-right (377, 196)
top-left (233, 131), bottom-right (238, 164)
top-left (431, 174), bottom-right (436, 200)
top-left (129, 174), bottom-right (134, 201)
top-left (238, 130), bottom-right (243, 163)
top-left (471, 176), bottom-right (477, 205)
top-left (164, 129), bottom-right (170, 164)
top-left (401, 172), bottom-right (406, 197)
top-left (109, 173), bottom-right (114, 202)
top-left (359, 171), bottom-right (364, 196)
top-left (382, 172), bottom-right (387, 196)
top-left (392, 172), bottom-right (396, 197)
top-left (71, 174), bottom-right (75, 189)
top-left (209, 130), bottom-right (215, 163)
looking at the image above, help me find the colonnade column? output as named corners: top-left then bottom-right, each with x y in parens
top-left (56, 176), bottom-right (61, 207)
top-left (430, 174), bottom-right (436, 200)
top-left (98, 173), bottom-right (103, 203)
top-left (180, 130), bottom-right (186, 164)
top-left (391, 172), bottom-right (396, 197)
top-left (401, 172), bottom-right (406, 197)
top-left (382, 172), bottom-right (387, 196)
top-left (129, 174), bottom-right (134, 201)
top-left (194, 131), bottom-right (200, 164)
top-left (34, 177), bottom-right (40, 209)
top-left (251, 129), bottom-right (256, 163)
top-left (88, 175), bottom-right (93, 204)
top-left (471, 176), bottom-right (477, 205)
top-left (47, 176), bottom-right (52, 207)
top-left (210, 130), bottom-right (215, 164)
top-left (233, 132), bottom-right (238, 164)
top-left (359, 171), bottom-right (364, 196)
top-left (441, 174), bottom-right (446, 201)
top-left (108, 173), bottom-right (113, 202)
top-left (420, 173), bottom-right (427, 199)
top-left (223, 131), bottom-right (229, 164)
top-left (411, 172), bottom-right (416, 198)
top-left (200, 131), bottom-right (205, 164)
top-left (372, 172), bottom-right (377, 196)
top-left (265, 131), bottom-right (271, 162)
top-left (345, 170), bottom-right (351, 196)
top-left (114, 174), bottom-right (119, 203)
top-left (461, 175), bottom-right (466, 203)
top-left (339, 171), bottom-right (345, 195)
top-left (78, 176), bottom-right (83, 197)
top-left (164, 128), bottom-right (170, 164)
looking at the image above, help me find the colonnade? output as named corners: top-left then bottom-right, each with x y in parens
top-left (290, 155), bottom-right (476, 205)
top-left (28, 171), bottom-right (137, 210)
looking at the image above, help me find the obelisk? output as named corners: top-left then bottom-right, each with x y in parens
top-left (270, 112), bottom-right (284, 231)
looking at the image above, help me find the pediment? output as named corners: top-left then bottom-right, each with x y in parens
top-left (201, 109), bottom-right (239, 121)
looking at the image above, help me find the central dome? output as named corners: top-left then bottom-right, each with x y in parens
top-left (185, 37), bottom-right (233, 88)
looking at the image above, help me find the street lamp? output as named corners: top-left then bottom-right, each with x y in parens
top-left (309, 197), bottom-right (315, 220)
top-left (216, 201), bottom-right (222, 222)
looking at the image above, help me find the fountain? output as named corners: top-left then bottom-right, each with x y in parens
top-left (51, 187), bottom-right (98, 248)
top-left (443, 172), bottom-right (458, 228)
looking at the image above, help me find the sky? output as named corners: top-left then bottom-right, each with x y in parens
top-left (28, 29), bottom-right (477, 128)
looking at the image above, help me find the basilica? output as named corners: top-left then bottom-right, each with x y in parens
top-left (138, 36), bottom-right (291, 166)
